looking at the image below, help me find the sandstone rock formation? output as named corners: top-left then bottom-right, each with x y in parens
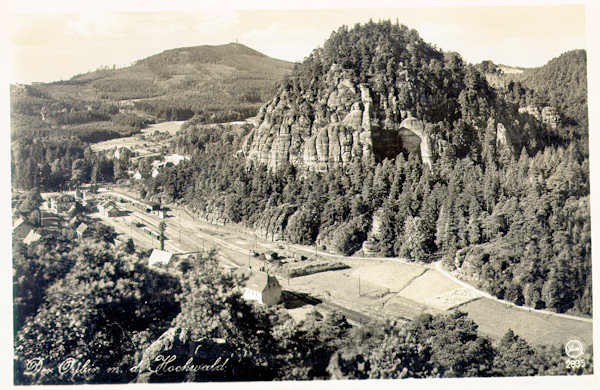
top-left (518, 105), bottom-right (560, 129)
top-left (242, 64), bottom-right (435, 171)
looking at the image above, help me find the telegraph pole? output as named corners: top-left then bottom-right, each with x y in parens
top-left (358, 275), bottom-right (361, 297)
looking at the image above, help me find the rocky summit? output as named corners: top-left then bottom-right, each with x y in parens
top-left (240, 21), bottom-right (535, 173)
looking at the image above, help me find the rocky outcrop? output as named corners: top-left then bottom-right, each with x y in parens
top-left (253, 204), bottom-right (297, 241)
top-left (541, 106), bottom-right (560, 129)
top-left (496, 122), bottom-right (512, 149)
top-left (361, 209), bottom-right (385, 255)
top-left (242, 64), bottom-right (435, 171)
top-left (133, 327), bottom-right (230, 383)
top-left (518, 105), bottom-right (560, 129)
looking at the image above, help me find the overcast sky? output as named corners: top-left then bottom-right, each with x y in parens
top-left (6, 1), bottom-right (590, 83)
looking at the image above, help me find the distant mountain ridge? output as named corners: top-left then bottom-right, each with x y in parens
top-left (20, 43), bottom-right (295, 124)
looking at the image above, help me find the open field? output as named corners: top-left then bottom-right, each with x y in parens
top-left (396, 269), bottom-right (482, 311)
top-left (288, 268), bottom-right (395, 319)
top-left (459, 298), bottom-right (593, 347)
top-left (383, 293), bottom-right (443, 319)
top-left (351, 262), bottom-right (426, 291)
top-left (90, 120), bottom-right (185, 155)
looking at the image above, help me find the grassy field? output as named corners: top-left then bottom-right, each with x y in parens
top-left (459, 297), bottom-right (593, 347)
top-left (399, 269), bottom-right (471, 301)
top-left (383, 293), bottom-right (444, 319)
top-left (351, 262), bottom-right (426, 291)
top-left (290, 268), bottom-right (394, 319)
top-left (91, 120), bottom-right (185, 154)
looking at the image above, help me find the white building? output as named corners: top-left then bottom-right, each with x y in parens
top-left (234, 267), bottom-right (282, 306)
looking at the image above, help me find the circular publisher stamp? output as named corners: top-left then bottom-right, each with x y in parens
top-left (565, 340), bottom-right (584, 359)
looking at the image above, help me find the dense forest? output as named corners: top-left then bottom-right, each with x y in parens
top-left (13, 231), bottom-right (592, 384)
top-left (142, 21), bottom-right (590, 316)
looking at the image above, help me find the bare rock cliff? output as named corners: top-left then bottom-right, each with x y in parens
top-left (242, 64), bottom-right (434, 171)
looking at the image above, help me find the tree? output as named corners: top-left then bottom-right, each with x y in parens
top-left (14, 243), bottom-right (181, 385)
top-left (158, 221), bottom-right (166, 250)
top-left (399, 216), bottom-right (428, 262)
top-left (493, 330), bottom-right (537, 376)
top-left (94, 223), bottom-right (116, 244)
top-left (124, 238), bottom-right (135, 254)
top-left (406, 312), bottom-right (496, 377)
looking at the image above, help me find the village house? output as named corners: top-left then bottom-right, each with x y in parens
top-left (234, 267), bottom-right (282, 306)
top-left (66, 203), bottom-right (79, 217)
top-left (76, 222), bottom-right (91, 239)
top-left (97, 200), bottom-right (124, 218)
top-left (23, 229), bottom-right (41, 245)
top-left (81, 191), bottom-right (98, 212)
top-left (12, 217), bottom-right (33, 241)
top-left (50, 194), bottom-right (76, 214)
top-left (69, 215), bottom-right (79, 226)
top-left (148, 249), bottom-right (173, 267)
top-left (132, 171), bottom-right (143, 180)
top-left (164, 153), bottom-right (190, 166)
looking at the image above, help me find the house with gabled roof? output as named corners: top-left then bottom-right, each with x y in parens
top-left (234, 267), bottom-right (282, 306)
top-left (76, 222), bottom-right (91, 239)
top-left (23, 229), bottom-right (41, 245)
top-left (50, 194), bottom-right (76, 214)
top-left (13, 217), bottom-right (33, 241)
top-left (97, 200), bottom-right (124, 218)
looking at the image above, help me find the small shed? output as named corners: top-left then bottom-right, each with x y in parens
top-left (148, 249), bottom-right (173, 267)
top-left (234, 267), bottom-right (282, 306)
top-left (76, 222), bottom-right (91, 239)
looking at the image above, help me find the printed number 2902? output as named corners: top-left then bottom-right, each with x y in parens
top-left (566, 359), bottom-right (586, 369)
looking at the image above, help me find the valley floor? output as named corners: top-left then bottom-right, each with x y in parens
top-left (92, 185), bottom-right (594, 349)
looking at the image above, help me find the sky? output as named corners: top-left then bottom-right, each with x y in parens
top-left (6, 0), bottom-right (590, 84)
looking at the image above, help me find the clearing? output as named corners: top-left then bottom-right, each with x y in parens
top-left (458, 298), bottom-right (593, 347)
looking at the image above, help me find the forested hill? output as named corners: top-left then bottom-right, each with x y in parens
top-left (513, 50), bottom-right (588, 127)
top-left (15, 43), bottom-right (294, 123)
top-left (144, 21), bottom-right (591, 316)
top-left (10, 43), bottom-right (294, 190)
top-left (242, 21), bottom-right (571, 171)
